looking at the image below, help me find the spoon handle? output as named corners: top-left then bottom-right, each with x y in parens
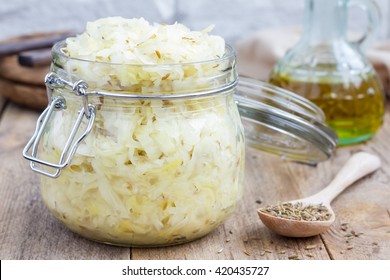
top-left (308, 152), bottom-right (381, 204)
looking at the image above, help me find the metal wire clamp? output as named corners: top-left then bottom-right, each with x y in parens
top-left (22, 73), bottom-right (96, 178)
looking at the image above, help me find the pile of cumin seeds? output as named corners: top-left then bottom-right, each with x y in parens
top-left (259, 202), bottom-right (332, 222)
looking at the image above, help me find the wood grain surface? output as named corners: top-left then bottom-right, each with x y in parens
top-left (0, 55), bottom-right (48, 110)
top-left (0, 101), bottom-right (389, 260)
top-left (0, 78), bottom-right (47, 110)
top-left (0, 34), bottom-right (55, 110)
top-left (0, 55), bottom-right (48, 85)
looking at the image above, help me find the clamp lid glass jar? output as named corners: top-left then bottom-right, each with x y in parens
top-left (23, 29), bottom-right (337, 247)
top-left (24, 40), bottom-right (246, 247)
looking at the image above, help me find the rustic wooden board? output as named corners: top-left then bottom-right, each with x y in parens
top-left (0, 33), bottom-right (60, 110)
top-left (0, 78), bottom-right (47, 110)
top-left (0, 102), bottom-right (389, 260)
top-left (0, 55), bottom-right (48, 86)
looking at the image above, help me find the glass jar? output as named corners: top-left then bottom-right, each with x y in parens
top-left (269, 0), bottom-right (385, 145)
top-left (23, 41), bottom-right (337, 247)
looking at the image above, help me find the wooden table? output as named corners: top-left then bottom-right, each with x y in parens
top-left (0, 96), bottom-right (389, 260)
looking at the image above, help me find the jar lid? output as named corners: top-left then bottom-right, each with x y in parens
top-left (235, 78), bottom-right (338, 164)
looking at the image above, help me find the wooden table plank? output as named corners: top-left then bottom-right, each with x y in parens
top-left (0, 102), bottom-right (389, 260)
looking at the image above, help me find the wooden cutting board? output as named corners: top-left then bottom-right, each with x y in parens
top-left (0, 32), bottom-right (72, 110)
top-left (0, 55), bottom-right (48, 110)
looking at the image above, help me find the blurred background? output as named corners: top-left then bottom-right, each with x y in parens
top-left (1, 0), bottom-right (390, 110)
top-left (1, 0), bottom-right (390, 43)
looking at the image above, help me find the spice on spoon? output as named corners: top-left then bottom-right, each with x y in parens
top-left (259, 202), bottom-right (332, 222)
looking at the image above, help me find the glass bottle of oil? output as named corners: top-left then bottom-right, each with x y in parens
top-left (269, 0), bottom-right (385, 145)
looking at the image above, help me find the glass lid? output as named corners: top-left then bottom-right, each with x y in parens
top-left (235, 78), bottom-right (338, 164)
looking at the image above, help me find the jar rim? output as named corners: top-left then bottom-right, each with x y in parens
top-left (50, 40), bottom-right (238, 97)
top-left (52, 40), bottom-right (236, 67)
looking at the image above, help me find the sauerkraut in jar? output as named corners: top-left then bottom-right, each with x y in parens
top-left (30, 18), bottom-right (245, 246)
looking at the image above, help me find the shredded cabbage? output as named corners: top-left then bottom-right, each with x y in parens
top-left (40, 18), bottom-right (244, 246)
top-left (63, 17), bottom-right (227, 93)
top-left (65, 17), bottom-right (225, 65)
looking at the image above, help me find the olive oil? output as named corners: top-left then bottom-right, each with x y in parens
top-left (269, 71), bottom-right (385, 145)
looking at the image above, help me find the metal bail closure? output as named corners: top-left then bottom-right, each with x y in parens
top-left (23, 76), bottom-right (96, 178)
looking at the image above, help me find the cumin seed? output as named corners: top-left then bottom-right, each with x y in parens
top-left (259, 202), bottom-right (332, 221)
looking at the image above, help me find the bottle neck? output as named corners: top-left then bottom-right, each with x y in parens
top-left (303, 0), bottom-right (347, 45)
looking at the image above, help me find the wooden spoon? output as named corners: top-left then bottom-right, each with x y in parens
top-left (257, 152), bottom-right (381, 238)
